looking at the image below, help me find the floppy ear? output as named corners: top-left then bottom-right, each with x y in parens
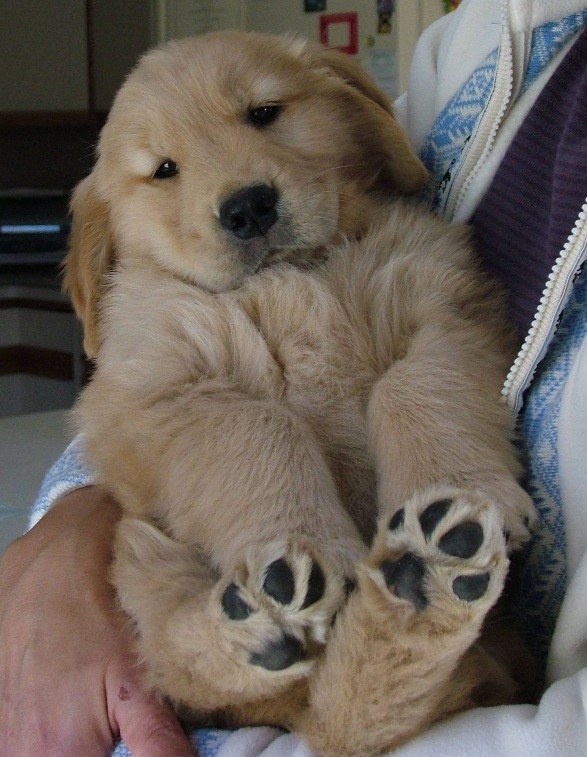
top-left (305, 45), bottom-right (428, 195)
top-left (63, 174), bottom-right (114, 359)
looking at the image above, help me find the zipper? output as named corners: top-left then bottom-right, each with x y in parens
top-left (503, 200), bottom-right (587, 414)
top-left (444, 0), bottom-right (515, 221)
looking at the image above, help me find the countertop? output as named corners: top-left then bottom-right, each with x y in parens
top-left (0, 408), bottom-right (72, 554)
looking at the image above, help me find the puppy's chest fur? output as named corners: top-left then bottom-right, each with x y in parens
top-left (239, 268), bottom-right (379, 531)
top-left (104, 258), bottom-right (383, 532)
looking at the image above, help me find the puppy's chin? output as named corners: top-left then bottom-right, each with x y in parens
top-left (166, 252), bottom-right (270, 293)
top-left (148, 218), bottom-right (333, 293)
top-left (230, 236), bottom-right (276, 277)
top-left (178, 245), bottom-right (322, 293)
top-left (195, 247), bottom-right (291, 293)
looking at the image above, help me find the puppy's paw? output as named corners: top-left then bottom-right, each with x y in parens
top-left (364, 487), bottom-right (508, 634)
top-left (215, 540), bottom-right (346, 674)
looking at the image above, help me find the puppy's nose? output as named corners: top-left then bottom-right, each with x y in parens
top-left (219, 184), bottom-right (279, 239)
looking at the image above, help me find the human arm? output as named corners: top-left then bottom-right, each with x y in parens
top-left (0, 483), bottom-right (193, 756)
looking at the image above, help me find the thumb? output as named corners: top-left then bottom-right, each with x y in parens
top-left (111, 681), bottom-right (194, 757)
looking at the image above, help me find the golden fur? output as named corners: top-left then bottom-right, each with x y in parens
top-left (65, 31), bottom-right (537, 756)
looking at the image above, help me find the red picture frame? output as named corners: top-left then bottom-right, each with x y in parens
top-left (319, 12), bottom-right (358, 55)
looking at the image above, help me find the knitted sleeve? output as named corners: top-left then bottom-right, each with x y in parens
top-left (29, 434), bottom-right (96, 528)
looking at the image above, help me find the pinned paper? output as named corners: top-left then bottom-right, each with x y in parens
top-left (376, 0), bottom-right (395, 34)
top-left (305, 0), bottom-right (326, 11)
top-left (319, 12), bottom-right (358, 55)
top-left (366, 48), bottom-right (398, 100)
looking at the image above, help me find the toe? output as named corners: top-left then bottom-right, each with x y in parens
top-left (250, 634), bottom-right (305, 670)
top-left (419, 499), bottom-right (452, 539)
top-left (438, 521), bottom-right (484, 558)
top-left (263, 559), bottom-right (296, 605)
top-left (222, 583), bottom-right (254, 620)
top-left (452, 572), bottom-right (490, 601)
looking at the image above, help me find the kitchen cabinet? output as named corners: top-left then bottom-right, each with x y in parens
top-left (0, 270), bottom-right (85, 418)
top-left (0, 0), bottom-right (89, 119)
top-left (0, 0), bottom-right (151, 124)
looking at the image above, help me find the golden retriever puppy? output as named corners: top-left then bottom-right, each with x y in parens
top-left (65, 31), bottom-right (537, 756)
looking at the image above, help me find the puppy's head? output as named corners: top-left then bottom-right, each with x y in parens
top-left (65, 31), bottom-right (427, 357)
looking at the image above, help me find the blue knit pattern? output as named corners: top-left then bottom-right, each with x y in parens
top-left (522, 11), bottom-right (587, 93)
top-left (515, 266), bottom-right (587, 667)
top-left (30, 435), bottom-right (95, 527)
top-left (112, 727), bottom-right (231, 757)
top-left (419, 13), bottom-right (587, 211)
top-left (419, 48), bottom-right (498, 211)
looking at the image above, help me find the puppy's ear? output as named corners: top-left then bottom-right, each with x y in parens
top-left (63, 174), bottom-right (113, 359)
top-left (304, 45), bottom-right (428, 195)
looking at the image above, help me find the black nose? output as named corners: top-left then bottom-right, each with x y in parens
top-left (219, 184), bottom-right (279, 240)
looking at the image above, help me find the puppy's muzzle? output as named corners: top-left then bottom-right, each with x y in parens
top-left (219, 184), bottom-right (279, 240)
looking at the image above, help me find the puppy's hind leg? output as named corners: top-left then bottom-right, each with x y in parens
top-left (296, 489), bottom-right (509, 756)
top-left (367, 319), bottom-right (536, 548)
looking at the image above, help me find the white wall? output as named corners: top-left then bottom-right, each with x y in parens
top-left (245, 0), bottom-right (444, 95)
top-left (154, 0), bottom-right (445, 97)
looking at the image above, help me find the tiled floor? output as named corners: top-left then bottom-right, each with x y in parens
top-left (0, 409), bottom-right (72, 555)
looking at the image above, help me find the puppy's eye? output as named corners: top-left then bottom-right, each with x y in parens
top-left (248, 105), bottom-right (281, 128)
top-left (153, 159), bottom-right (178, 179)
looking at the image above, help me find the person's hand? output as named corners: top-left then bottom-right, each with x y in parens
top-left (0, 487), bottom-right (193, 756)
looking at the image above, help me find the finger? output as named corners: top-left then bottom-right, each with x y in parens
top-left (112, 683), bottom-right (193, 757)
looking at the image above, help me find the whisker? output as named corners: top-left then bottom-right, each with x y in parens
top-left (307, 162), bottom-right (368, 181)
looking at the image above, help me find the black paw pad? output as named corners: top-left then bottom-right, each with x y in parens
top-left (301, 561), bottom-right (326, 608)
top-left (263, 559), bottom-right (295, 605)
top-left (419, 499), bottom-right (452, 539)
top-left (221, 583), bottom-right (253, 620)
top-left (344, 577), bottom-right (357, 597)
top-left (438, 521), bottom-right (484, 558)
top-left (250, 634), bottom-right (304, 671)
top-left (388, 508), bottom-right (405, 531)
top-left (452, 572), bottom-right (490, 601)
top-left (380, 553), bottom-right (428, 611)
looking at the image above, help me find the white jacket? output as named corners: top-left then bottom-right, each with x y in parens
top-left (395, 0), bottom-right (587, 417)
top-left (387, 1), bottom-right (587, 753)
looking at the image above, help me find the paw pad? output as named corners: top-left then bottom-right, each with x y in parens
top-left (301, 561), bottom-right (326, 608)
top-left (452, 573), bottom-right (490, 601)
top-left (263, 559), bottom-right (295, 604)
top-left (438, 521), bottom-right (484, 558)
top-left (388, 508), bottom-right (405, 531)
top-left (250, 633), bottom-right (304, 671)
top-left (221, 583), bottom-right (253, 620)
top-left (380, 553), bottom-right (428, 611)
top-left (419, 499), bottom-right (452, 538)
